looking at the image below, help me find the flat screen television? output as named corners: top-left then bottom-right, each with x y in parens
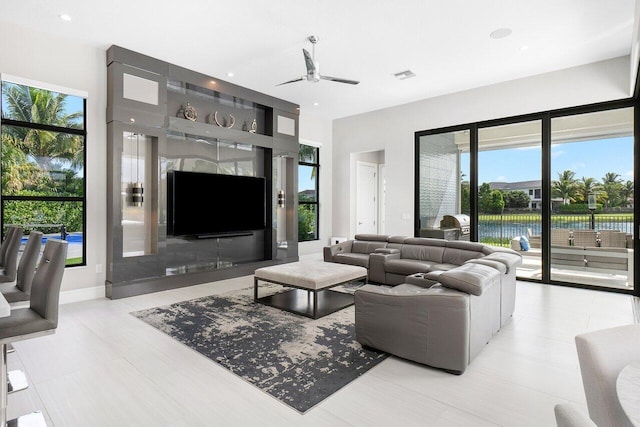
top-left (167, 170), bottom-right (266, 237)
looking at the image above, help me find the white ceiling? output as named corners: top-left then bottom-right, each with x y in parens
top-left (1, 0), bottom-right (636, 120)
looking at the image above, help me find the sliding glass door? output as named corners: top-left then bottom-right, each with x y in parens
top-left (478, 120), bottom-right (542, 280)
top-left (415, 102), bottom-right (636, 294)
top-left (550, 108), bottom-right (634, 290)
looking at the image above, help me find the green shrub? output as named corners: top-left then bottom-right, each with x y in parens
top-left (558, 203), bottom-right (602, 214)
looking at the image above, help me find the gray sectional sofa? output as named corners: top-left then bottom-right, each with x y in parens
top-left (323, 234), bottom-right (523, 373)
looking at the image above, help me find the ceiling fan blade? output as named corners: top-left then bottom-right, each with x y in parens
top-left (302, 48), bottom-right (316, 74)
top-left (319, 75), bottom-right (360, 85)
top-left (276, 76), bottom-right (305, 86)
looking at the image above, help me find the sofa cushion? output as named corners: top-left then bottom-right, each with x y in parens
top-left (388, 236), bottom-right (409, 244)
top-left (403, 237), bottom-right (447, 247)
top-left (442, 246), bottom-right (484, 265)
top-left (352, 240), bottom-right (388, 254)
top-left (438, 263), bottom-right (499, 296)
top-left (385, 259), bottom-right (434, 275)
top-left (401, 244), bottom-right (445, 263)
top-left (428, 263), bottom-right (459, 272)
top-left (375, 248), bottom-right (400, 255)
top-left (465, 258), bottom-right (507, 274)
top-left (446, 240), bottom-right (495, 255)
top-left (482, 251), bottom-right (523, 273)
top-left (334, 252), bottom-right (371, 268)
top-left (355, 234), bottom-right (389, 242)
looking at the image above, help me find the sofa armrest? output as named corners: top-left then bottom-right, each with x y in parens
top-left (368, 251), bottom-right (400, 283)
top-left (323, 240), bottom-right (354, 262)
top-left (374, 248), bottom-right (400, 254)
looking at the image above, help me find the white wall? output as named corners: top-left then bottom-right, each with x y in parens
top-left (0, 22), bottom-right (107, 300)
top-left (333, 56), bottom-right (631, 239)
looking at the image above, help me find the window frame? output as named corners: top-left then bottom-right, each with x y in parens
top-left (0, 77), bottom-right (87, 266)
top-left (298, 144), bottom-right (320, 242)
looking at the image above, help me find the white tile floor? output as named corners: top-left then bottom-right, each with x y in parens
top-left (5, 272), bottom-right (638, 426)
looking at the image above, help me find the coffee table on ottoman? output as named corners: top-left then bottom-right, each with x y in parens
top-left (254, 260), bottom-right (367, 319)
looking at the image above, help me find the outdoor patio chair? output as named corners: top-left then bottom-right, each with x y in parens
top-left (599, 230), bottom-right (627, 248)
top-left (550, 229), bottom-right (572, 246)
top-left (572, 230), bottom-right (598, 248)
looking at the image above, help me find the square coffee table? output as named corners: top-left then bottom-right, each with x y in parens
top-left (254, 260), bottom-right (367, 319)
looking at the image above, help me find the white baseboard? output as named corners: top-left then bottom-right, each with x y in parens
top-left (60, 286), bottom-right (105, 305)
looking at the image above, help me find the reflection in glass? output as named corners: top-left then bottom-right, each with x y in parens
top-left (417, 130), bottom-right (470, 235)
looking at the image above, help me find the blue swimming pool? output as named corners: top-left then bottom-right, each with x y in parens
top-left (21, 233), bottom-right (83, 245)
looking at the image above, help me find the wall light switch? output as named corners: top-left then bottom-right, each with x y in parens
top-left (401, 213), bottom-right (410, 220)
top-left (96, 264), bottom-right (103, 274)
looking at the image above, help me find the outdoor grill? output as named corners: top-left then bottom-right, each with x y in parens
top-left (439, 214), bottom-right (471, 241)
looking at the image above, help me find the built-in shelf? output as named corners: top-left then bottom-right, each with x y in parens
top-left (168, 117), bottom-right (274, 148)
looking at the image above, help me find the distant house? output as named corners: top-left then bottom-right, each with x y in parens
top-left (489, 180), bottom-right (563, 210)
top-left (489, 180), bottom-right (541, 210)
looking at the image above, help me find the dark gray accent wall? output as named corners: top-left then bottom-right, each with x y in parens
top-left (106, 45), bottom-right (299, 299)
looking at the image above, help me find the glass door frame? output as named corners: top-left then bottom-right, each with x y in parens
top-left (415, 98), bottom-right (638, 296)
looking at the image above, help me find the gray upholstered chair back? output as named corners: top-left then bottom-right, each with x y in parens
top-left (0, 226), bottom-right (24, 282)
top-left (16, 231), bottom-right (44, 294)
top-left (29, 239), bottom-right (67, 326)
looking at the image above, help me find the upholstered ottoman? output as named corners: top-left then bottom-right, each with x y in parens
top-left (254, 260), bottom-right (367, 319)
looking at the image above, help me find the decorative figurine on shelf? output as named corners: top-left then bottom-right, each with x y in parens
top-left (242, 121), bottom-right (248, 132)
top-left (249, 118), bottom-right (257, 133)
top-left (177, 102), bottom-right (197, 121)
top-left (211, 111), bottom-right (235, 128)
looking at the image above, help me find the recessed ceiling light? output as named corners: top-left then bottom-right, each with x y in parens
top-left (520, 45), bottom-right (529, 51)
top-left (313, 102), bottom-right (319, 106)
top-left (59, 14), bottom-right (72, 21)
top-left (490, 28), bottom-right (512, 39)
top-left (394, 70), bottom-right (416, 80)
top-left (226, 72), bottom-right (234, 78)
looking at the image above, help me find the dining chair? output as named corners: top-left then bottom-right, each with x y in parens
top-left (0, 239), bottom-right (67, 426)
top-left (0, 231), bottom-right (43, 304)
top-left (554, 403), bottom-right (597, 427)
top-left (575, 324), bottom-right (640, 427)
top-left (0, 226), bottom-right (24, 284)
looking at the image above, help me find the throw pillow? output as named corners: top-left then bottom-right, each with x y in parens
top-left (520, 235), bottom-right (530, 251)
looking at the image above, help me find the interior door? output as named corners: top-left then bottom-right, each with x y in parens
top-left (356, 161), bottom-right (378, 234)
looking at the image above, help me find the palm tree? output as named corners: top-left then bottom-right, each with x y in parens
top-left (2, 83), bottom-right (83, 171)
top-left (620, 180), bottom-right (634, 207)
top-left (576, 177), bottom-right (601, 203)
top-left (552, 170), bottom-right (578, 205)
top-left (601, 172), bottom-right (623, 207)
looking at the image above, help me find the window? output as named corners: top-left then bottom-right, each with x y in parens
top-left (298, 144), bottom-right (319, 241)
top-left (0, 79), bottom-right (86, 266)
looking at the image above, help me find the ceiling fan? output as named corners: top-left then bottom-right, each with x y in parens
top-left (277, 35), bottom-right (360, 86)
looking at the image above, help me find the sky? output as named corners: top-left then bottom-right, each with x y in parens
top-left (297, 136), bottom-right (635, 194)
top-left (464, 136), bottom-right (634, 185)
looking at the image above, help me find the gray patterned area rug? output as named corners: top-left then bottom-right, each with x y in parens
top-left (131, 283), bottom-right (388, 413)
